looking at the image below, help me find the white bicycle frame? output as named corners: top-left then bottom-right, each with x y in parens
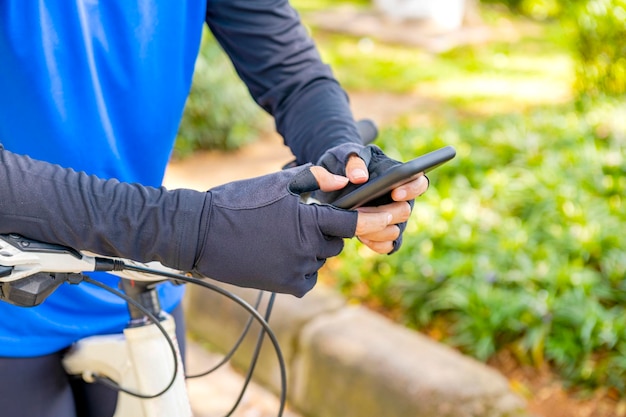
top-left (0, 236), bottom-right (193, 417)
top-left (62, 264), bottom-right (193, 417)
top-left (63, 314), bottom-right (191, 417)
top-left (0, 231), bottom-right (287, 417)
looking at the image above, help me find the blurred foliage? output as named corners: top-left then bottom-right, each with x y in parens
top-left (293, 0), bottom-right (626, 394)
top-left (333, 100), bottom-right (626, 391)
top-left (174, 30), bottom-right (267, 158)
top-left (481, 0), bottom-right (626, 98)
top-left (175, 0), bottom-right (624, 157)
top-left (174, 0), bottom-right (626, 393)
top-left (480, 0), bottom-right (563, 19)
top-left (292, 0), bottom-right (370, 12)
top-left (312, 27), bottom-right (573, 115)
top-left (572, 0), bottom-right (626, 98)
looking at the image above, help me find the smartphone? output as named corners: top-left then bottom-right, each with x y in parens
top-left (331, 145), bottom-right (456, 209)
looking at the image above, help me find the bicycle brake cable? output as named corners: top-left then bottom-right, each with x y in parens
top-left (224, 291), bottom-right (276, 417)
top-left (186, 290), bottom-right (263, 379)
top-left (81, 275), bottom-right (180, 399)
top-left (122, 262), bottom-right (287, 417)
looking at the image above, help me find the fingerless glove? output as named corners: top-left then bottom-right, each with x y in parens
top-left (0, 148), bottom-right (357, 296)
top-left (316, 143), bottom-right (415, 253)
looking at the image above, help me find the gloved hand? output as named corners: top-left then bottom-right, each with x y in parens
top-left (315, 144), bottom-right (403, 206)
top-left (0, 148), bottom-right (393, 297)
top-left (193, 164), bottom-right (360, 297)
top-left (315, 143), bottom-right (428, 254)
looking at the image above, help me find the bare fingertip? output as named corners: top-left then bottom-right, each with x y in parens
top-left (351, 168), bottom-right (368, 181)
top-left (333, 174), bottom-right (349, 185)
top-left (394, 189), bottom-right (407, 200)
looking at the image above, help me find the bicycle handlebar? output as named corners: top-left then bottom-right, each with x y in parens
top-left (0, 233), bottom-right (178, 307)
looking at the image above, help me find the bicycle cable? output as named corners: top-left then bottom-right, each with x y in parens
top-left (121, 262), bottom-right (287, 417)
top-left (81, 275), bottom-right (180, 399)
top-left (186, 290), bottom-right (263, 379)
top-left (224, 291), bottom-right (276, 417)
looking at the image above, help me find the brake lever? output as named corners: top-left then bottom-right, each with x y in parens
top-left (0, 234), bottom-right (185, 307)
top-left (0, 234), bottom-right (97, 307)
top-left (0, 233), bottom-right (96, 282)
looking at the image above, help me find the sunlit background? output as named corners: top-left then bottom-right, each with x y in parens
top-left (175, 0), bottom-right (626, 408)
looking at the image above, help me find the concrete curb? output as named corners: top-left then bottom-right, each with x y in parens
top-left (185, 283), bottom-right (528, 417)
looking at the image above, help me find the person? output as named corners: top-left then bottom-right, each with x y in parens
top-left (0, 1), bottom-right (429, 416)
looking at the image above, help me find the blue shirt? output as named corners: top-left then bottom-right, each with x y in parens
top-left (0, 0), bottom-right (205, 356)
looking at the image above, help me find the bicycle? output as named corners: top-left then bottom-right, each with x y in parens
top-left (0, 233), bottom-right (286, 417)
top-left (0, 119), bottom-right (380, 417)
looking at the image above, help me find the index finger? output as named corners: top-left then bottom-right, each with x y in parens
top-left (391, 174), bottom-right (429, 201)
top-left (355, 211), bottom-right (393, 236)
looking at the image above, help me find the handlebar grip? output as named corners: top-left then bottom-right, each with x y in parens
top-left (356, 119), bottom-right (378, 145)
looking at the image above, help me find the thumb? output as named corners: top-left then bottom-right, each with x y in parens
top-left (345, 154), bottom-right (369, 184)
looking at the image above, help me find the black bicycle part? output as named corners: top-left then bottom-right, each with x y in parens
top-left (224, 291), bottom-right (276, 417)
top-left (119, 279), bottom-right (165, 324)
top-left (0, 272), bottom-right (78, 307)
top-left (186, 290), bottom-right (264, 379)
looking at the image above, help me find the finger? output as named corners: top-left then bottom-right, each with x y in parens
top-left (345, 155), bottom-right (369, 184)
top-left (357, 201), bottom-right (411, 225)
top-left (391, 174), bottom-right (429, 201)
top-left (357, 224), bottom-right (400, 243)
top-left (358, 237), bottom-right (395, 254)
top-left (355, 211), bottom-right (392, 236)
top-left (309, 166), bottom-right (349, 192)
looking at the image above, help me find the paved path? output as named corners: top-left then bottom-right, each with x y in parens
top-left (186, 341), bottom-right (303, 417)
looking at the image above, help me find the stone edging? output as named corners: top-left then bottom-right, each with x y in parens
top-left (184, 283), bottom-right (528, 417)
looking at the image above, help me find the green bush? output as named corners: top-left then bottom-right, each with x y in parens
top-left (481, 0), bottom-right (626, 97)
top-left (573, 0), bottom-right (626, 98)
top-left (480, 0), bottom-right (563, 19)
top-left (297, 0), bottom-right (626, 395)
top-left (333, 99), bottom-right (626, 391)
top-left (174, 30), bottom-right (266, 158)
